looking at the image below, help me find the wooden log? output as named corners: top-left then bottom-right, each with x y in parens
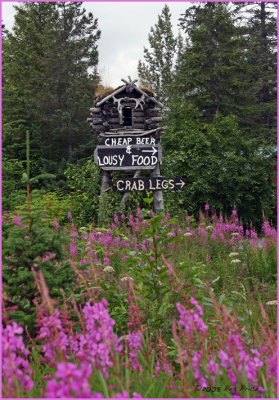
top-left (108, 117), bottom-right (121, 124)
top-left (146, 123), bottom-right (159, 130)
top-left (147, 107), bottom-right (161, 113)
top-left (132, 117), bottom-right (146, 123)
top-left (109, 123), bottom-right (122, 129)
top-left (90, 107), bottom-right (101, 113)
top-left (151, 164), bottom-right (164, 213)
top-left (89, 112), bottom-right (102, 119)
top-left (132, 111), bottom-right (145, 117)
top-left (90, 124), bottom-right (105, 132)
top-left (92, 118), bottom-right (103, 125)
top-left (145, 117), bottom-right (162, 124)
top-left (146, 110), bottom-right (160, 118)
top-left (133, 123), bottom-right (145, 129)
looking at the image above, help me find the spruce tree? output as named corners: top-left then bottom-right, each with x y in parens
top-left (175, 2), bottom-right (247, 122)
top-left (138, 4), bottom-right (177, 103)
top-left (2, 2), bottom-right (101, 185)
top-left (235, 2), bottom-right (277, 145)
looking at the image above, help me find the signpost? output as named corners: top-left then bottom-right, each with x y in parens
top-left (113, 177), bottom-right (185, 192)
top-left (94, 143), bottom-right (162, 170)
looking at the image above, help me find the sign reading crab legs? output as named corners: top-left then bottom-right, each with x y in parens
top-left (94, 144), bottom-right (162, 170)
top-left (113, 177), bottom-right (185, 192)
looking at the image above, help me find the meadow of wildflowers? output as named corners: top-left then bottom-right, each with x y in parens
top-left (2, 205), bottom-right (277, 398)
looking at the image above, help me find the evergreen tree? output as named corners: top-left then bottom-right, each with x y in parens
top-left (235, 2), bottom-right (277, 145)
top-left (175, 2), bottom-right (248, 123)
top-left (2, 2), bottom-right (101, 186)
top-left (138, 4), bottom-right (177, 103)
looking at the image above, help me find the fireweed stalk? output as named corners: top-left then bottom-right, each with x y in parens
top-left (2, 322), bottom-right (34, 397)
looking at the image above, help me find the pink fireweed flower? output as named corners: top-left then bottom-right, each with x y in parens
top-left (70, 242), bottom-right (78, 257)
top-left (103, 257), bottom-right (110, 266)
top-left (46, 362), bottom-right (92, 398)
top-left (176, 301), bottom-right (207, 334)
top-left (129, 214), bottom-right (134, 226)
top-left (185, 214), bottom-right (190, 223)
top-left (12, 215), bottom-right (25, 228)
top-left (67, 210), bottom-right (72, 220)
top-left (232, 209), bottom-right (237, 217)
top-left (2, 322), bottom-right (34, 396)
top-left (177, 224), bottom-right (182, 236)
top-left (167, 231), bottom-right (175, 239)
top-left (121, 213), bottom-right (125, 221)
top-left (114, 213), bottom-right (119, 225)
top-left (36, 309), bottom-right (68, 360)
top-left (128, 330), bottom-right (142, 371)
top-left (115, 392), bottom-right (142, 398)
top-left (53, 218), bottom-right (61, 229)
top-left (77, 299), bottom-right (122, 378)
top-left (205, 203), bottom-right (209, 211)
top-left (191, 350), bottom-right (208, 387)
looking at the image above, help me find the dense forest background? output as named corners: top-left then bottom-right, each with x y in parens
top-left (2, 1), bottom-right (277, 228)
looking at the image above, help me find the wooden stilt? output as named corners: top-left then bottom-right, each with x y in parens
top-left (98, 170), bottom-right (111, 224)
top-left (151, 164), bottom-right (164, 214)
top-left (119, 170), bottom-right (141, 211)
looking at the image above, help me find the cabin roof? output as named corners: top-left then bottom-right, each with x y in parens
top-left (95, 81), bottom-right (163, 108)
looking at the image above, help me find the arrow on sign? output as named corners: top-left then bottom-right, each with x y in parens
top-left (176, 179), bottom-right (185, 189)
top-left (142, 146), bottom-right (158, 155)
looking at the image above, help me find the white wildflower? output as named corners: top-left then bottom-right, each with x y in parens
top-left (231, 259), bottom-right (241, 264)
top-left (184, 232), bottom-right (192, 237)
top-left (120, 276), bottom-right (134, 282)
top-left (103, 266), bottom-right (114, 273)
top-left (206, 226), bottom-right (213, 230)
top-left (266, 300), bottom-right (277, 306)
top-left (229, 252), bottom-right (239, 257)
top-left (231, 232), bottom-right (240, 236)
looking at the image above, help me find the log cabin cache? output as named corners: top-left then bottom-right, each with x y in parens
top-left (88, 79), bottom-right (163, 133)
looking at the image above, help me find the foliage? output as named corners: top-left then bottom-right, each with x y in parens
top-left (2, 207), bottom-right (277, 398)
top-left (233, 1), bottom-right (277, 144)
top-left (65, 158), bottom-right (101, 226)
top-left (176, 2), bottom-right (248, 123)
top-left (2, 2), bottom-right (101, 187)
top-left (2, 156), bottom-right (26, 211)
top-left (15, 191), bottom-right (72, 226)
top-left (162, 104), bottom-right (275, 228)
top-left (2, 207), bottom-right (73, 336)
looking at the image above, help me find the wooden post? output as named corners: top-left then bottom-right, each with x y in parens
top-left (151, 164), bottom-right (164, 214)
top-left (119, 170), bottom-right (141, 211)
top-left (98, 170), bottom-right (111, 224)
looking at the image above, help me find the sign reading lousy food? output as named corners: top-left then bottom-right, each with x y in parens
top-left (94, 143), bottom-right (162, 170)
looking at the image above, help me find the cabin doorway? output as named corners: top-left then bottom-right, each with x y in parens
top-left (122, 107), bottom-right (132, 126)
